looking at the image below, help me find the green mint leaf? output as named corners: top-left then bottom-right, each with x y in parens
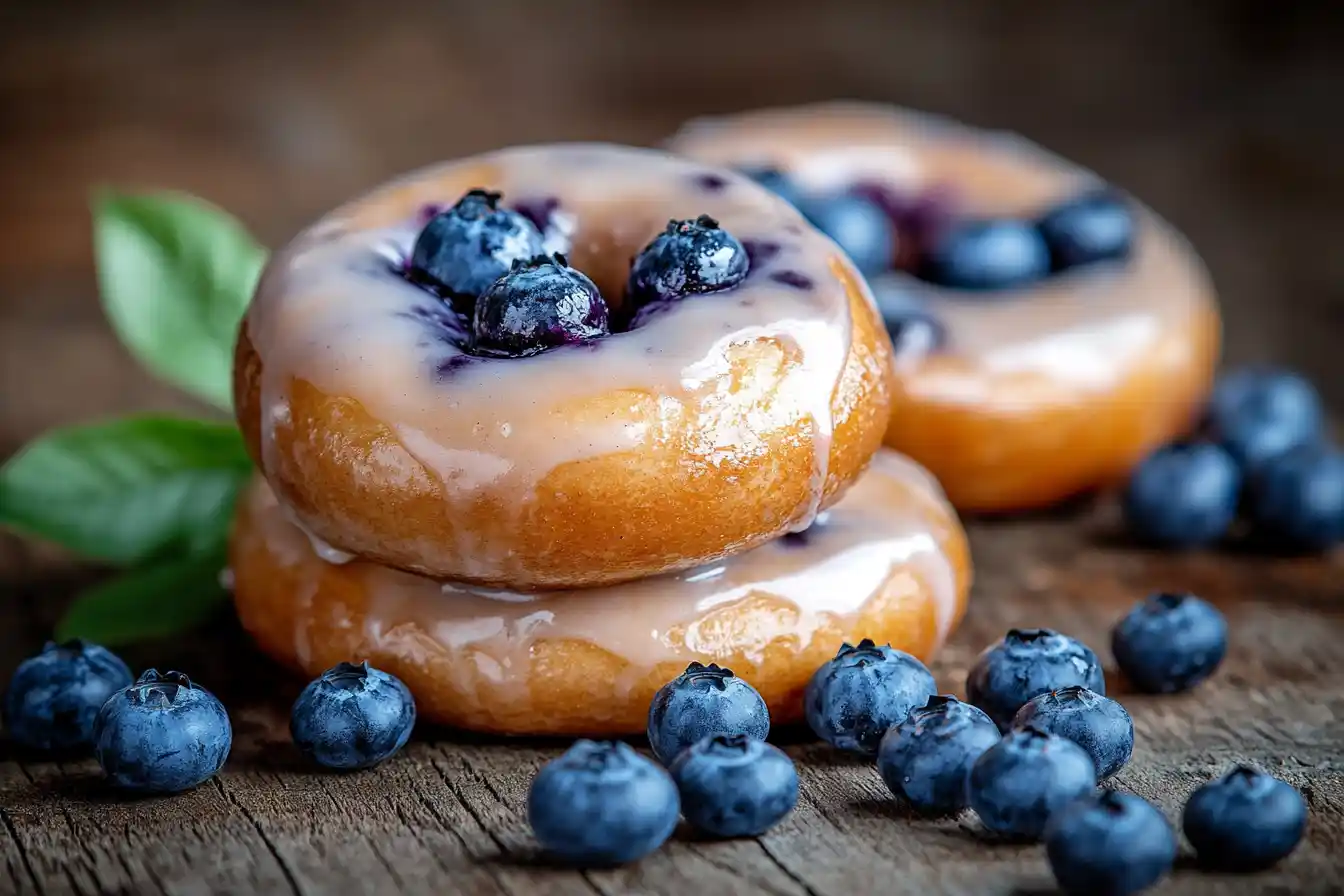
top-left (55, 549), bottom-right (230, 645)
top-left (93, 190), bottom-right (267, 411)
top-left (0, 416), bottom-right (251, 565)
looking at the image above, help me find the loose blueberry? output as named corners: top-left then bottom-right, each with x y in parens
top-left (869, 279), bottom-right (946, 355)
top-left (669, 734), bottom-right (799, 838)
top-left (1182, 766), bottom-right (1306, 871)
top-left (1045, 790), bottom-right (1177, 896)
top-left (528, 739), bottom-right (679, 865)
top-left (1247, 443), bottom-right (1344, 552)
top-left (739, 167), bottom-right (803, 208)
top-left (1012, 686), bottom-right (1133, 780)
top-left (798, 194), bottom-right (896, 275)
top-left (471, 253), bottom-right (609, 358)
top-left (804, 639), bottom-right (937, 755)
top-left (92, 669), bottom-right (231, 794)
top-left (966, 726), bottom-right (1097, 840)
top-left (1111, 592), bottom-right (1227, 694)
top-left (626, 215), bottom-right (750, 309)
top-left (2, 640), bottom-right (131, 752)
top-left (1123, 442), bottom-right (1241, 549)
top-left (290, 661), bottom-right (416, 770)
top-left (1036, 188), bottom-right (1136, 271)
top-left (877, 695), bottom-right (1000, 815)
top-left (647, 662), bottom-right (769, 765)
top-left (920, 219), bottom-right (1050, 291)
top-left (966, 628), bottom-right (1105, 731)
top-left (1207, 367), bottom-right (1324, 472)
top-left (407, 189), bottom-right (545, 302)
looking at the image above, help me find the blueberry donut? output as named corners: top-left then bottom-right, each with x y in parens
top-left (228, 450), bottom-right (969, 735)
top-left (234, 144), bottom-right (895, 588)
top-left (670, 104), bottom-right (1221, 512)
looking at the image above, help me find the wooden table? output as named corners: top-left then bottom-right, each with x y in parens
top-left (3, 3), bottom-right (1343, 894)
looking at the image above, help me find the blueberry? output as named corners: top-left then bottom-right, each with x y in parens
top-left (877, 695), bottom-right (1000, 815)
top-left (920, 219), bottom-right (1050, 291)
top-left (407, 188), bottom-right (545, 301)
top-left (869, 280), bottom-right (946, 355)
top-left (1111, 592), bottom-right (1227, 694)
top-left (804, 639), bottom-right (937, 755)
top-left (92, 670), bottom-right (231, 794)
top-left (626, 215), bottom-right (750, 309)
top-left (966, 726), bottom-right (1097, 840)
top-left (471, 253), bottom-right (609, 358)
top-left (527, 739), bottom-right (679, 865)
top-left (739, 167), bottom-right (803, 208)
top-left (1182, 766), bottom-right (1306, 871)
top-left (290, 661), bottom-right (416, 770)
top-left (966, 629), bottom-right (1105, 732)
top-left (1036, 188), bottom-right (1135, 271)
top-left (1012, 686), bottom-right (1133, 780)
top-left (2, 640), bottom-right (131, 752)
top-left (798, 194), bottom-right (896, 275)
top-left (646, 662), bottom-right (769, 765)
top-left (1123, 442), bottom-right (1241, 549)
top-left (669, 734), bottom-right (799, 838)
top-left (1247, 443), bottom-right (1344, 552)
top-left (1045, 790), bottom-right (1177, 896)
top-left (1208, 367), bottom-right (1324, 472)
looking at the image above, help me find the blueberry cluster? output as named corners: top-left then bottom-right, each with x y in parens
top-left (4, 645), bottom-right (415, 794)
top-left (404, 191), bottom-right (753, 358)
top-left (1125, 367), bottom-right (1343, 553)
top-left (742, 167), bottom-right (1135, 355)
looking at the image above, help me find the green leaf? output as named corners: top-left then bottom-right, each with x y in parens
top-left (55, 550), bottom-right (230, 645)
top-left (0, 416), bottom-right (252, 566)
top-left (93, 190), bottom-right (267, 411)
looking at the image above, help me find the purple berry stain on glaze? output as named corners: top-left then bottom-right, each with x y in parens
top-left (513, 196), bottom-right (560, 234)
top-left (742, 239), bottom-right (781, 267)
top-left (695, 172), bottom-right (729, 192)
top-left (770, 270), bottom-right (813, 290)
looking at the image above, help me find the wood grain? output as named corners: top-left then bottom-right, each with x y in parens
top-left (3, 1), bottom-right (1344, 893)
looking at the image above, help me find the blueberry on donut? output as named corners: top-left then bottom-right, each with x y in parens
top-left (233, 144), bottom-right (895, 588)
top-left (670, 103), bottom-right (1220, 512)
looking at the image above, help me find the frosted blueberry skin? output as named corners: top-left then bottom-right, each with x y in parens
top-left (407, 189), bottom-right (545, 303)
top-left (966, 628), bottom-right (1105, 732)
top-left (2, 640), bottom-right (132, 752)
top-left (290, 661), bottom-right (416, 771)
top-left (797, 194), bottom-right (897, 276)
top-left (646, 662), bottom-right (770, 765)
top-left (1207, 367), bottom-right (1324, 473)
top-left (966, 726), bottom-right (1097, 841)
top-left (919, 219), bottom-right (1051, 291)
top-left (869, 280), bottom-right (946, 355)
top-left (1183, 766), bottom-right (1307, 871)
top-left (1247, 443), bottom-right (1344, 552)
top-left (669, 734), bottom-right (799, 838)
top-left (93, 670), bottom-right (232, 794)
top-left (1111, 592), bottom-right (1227, 694)
top-left (804, 639), bottom-right (937, 755)
top-left (1045, 790), bottom-right (1177, 896)
top-left (626, 215), bottom-right (750, 311)
top-left (471, 253), bottom-right (610, 358)
top-left (1123, 442), bottom-right (1241, 549)
top-left (1012, 686), bottom-right (1134, 780)
top-left (877, 695), bottom-right (1000, 815)
top-left (528, 740), bottom-right (679, 866)
top-left (1036, 188), bottom-right (1136, 271)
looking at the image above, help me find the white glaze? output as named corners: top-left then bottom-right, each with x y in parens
top-left (670, 102), bottom-right (1218, 401)
top-left (238, 449), bottom-right (965, 677)
top-left (245, 143), bottom-right (867, 581)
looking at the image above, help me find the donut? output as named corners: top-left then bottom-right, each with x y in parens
top-left (229, 449), bottom-right (970, 736)
top-left (669, 103), bottom-right (1221, 513)
top-left (235, 143), bottom-right (895, 588)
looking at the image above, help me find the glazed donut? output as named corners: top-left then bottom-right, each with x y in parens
top-left (669, 103), bottom-right (1221, 512)
top-left (235, 143), bottom-right (895, 588)
top-left (229, 450), bottom-right (969, 735)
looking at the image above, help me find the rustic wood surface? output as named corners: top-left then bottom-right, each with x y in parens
top-left (2, 2), bottom-right (1343, 894)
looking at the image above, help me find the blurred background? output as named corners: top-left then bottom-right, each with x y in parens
top-left (2, 0), bottom-right (1342, 457)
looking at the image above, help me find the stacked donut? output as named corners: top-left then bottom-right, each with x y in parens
top-left (670, 103), bottom-right (1222, 512)
top-left (228, 143), bottom-right (971, 736)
